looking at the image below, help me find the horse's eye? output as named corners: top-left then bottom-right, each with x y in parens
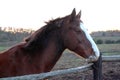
top-left (75, 29), bottom-right (81, 33)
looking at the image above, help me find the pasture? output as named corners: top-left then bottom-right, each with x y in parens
top-left (0, 39), bottom-right (120, 79)
top-left (0, 46), bottom-right (6, 51)
top-left (98, 44), bottom-right (120, 55)
top-left (94, 36), bottom-right (120, 41)
top-left (0, 41), bottom-right (17, 52)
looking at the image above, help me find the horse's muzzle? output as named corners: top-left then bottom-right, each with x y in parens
top-left (86, 55), bottom-right (99, 62)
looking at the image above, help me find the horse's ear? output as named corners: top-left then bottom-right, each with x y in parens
top-left (76, 10), bottom-right (81, 19)
top-left (70, 8), bottom-right (76, 22)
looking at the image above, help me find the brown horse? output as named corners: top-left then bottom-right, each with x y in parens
top-left (0, 9), bottom-right (100, 78)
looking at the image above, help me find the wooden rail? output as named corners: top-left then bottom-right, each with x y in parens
top-left (102, 55), bottom-right (120, 62)
top-left (0, 63), bottom-right (93, 80)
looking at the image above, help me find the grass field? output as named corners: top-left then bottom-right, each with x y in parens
top-left (98, 43), bottom-right (120, 55)
top-left (0, 41), bottom-right (18, 52)
top-left (0, 46), bottom-right (8, 51)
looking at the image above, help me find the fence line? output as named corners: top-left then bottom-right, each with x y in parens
top-left (102, 55), bottom-right (120, 62)
top-left (0, 54), bottom-right (120, 80)
top-left (0, 63), bottom-right (93, 80)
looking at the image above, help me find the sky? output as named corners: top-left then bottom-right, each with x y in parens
top-left (0, 0), bottom-right (120, 32)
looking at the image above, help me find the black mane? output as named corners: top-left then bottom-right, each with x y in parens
top-left (23, 18), bottom-right (63, 53)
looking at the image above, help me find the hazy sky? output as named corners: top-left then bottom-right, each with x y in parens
top-left (0, 0), bottom-right (120, 32)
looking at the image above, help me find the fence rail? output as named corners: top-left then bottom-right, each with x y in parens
top-left (0, 54), bottom-right (120, 80)
top-left (0, 63), bottom-right (93, 80)
top-left (102, 55), bottom-right (120, 62)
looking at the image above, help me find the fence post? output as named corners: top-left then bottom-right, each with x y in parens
top-left (92, 53), bottom-right (102, 80)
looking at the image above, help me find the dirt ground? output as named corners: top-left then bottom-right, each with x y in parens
top-left (48, 52), bottom-right (120, 80)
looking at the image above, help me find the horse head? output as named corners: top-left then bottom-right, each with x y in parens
top-left (58, 8), bottom-right (100, 62)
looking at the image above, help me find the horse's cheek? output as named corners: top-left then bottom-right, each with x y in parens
top-left (64, 32), bottom-right (78, 50)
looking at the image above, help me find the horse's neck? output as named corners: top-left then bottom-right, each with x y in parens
top-left (34, 38), bottom-right (65, 72)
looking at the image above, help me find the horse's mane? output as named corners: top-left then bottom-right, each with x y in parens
top-left (23, 18), bottom-right (64, 52)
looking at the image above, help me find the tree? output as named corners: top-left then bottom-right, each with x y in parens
top-left (96, 39), bottom-right (103, 44)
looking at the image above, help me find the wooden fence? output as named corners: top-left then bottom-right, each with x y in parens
top-left (0, 54), bottom-right (120, 80)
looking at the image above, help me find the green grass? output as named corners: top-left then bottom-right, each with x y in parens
top-left (0, 41), bottom-right (17, 52)
top-left (98, 44), bottom-right (120, 52)
top-left (97, 43), bottom-right (120, 55)
top-left (0, 46), bottom-right (8, 51)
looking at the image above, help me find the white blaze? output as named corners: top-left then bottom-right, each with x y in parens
top-left (80, 23), bottom-right (100, 60)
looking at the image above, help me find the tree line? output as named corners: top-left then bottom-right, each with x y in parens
top-left (0, 27), bottom-right (120, 44)
top-left (91, 30), bottom-right (120, 44)
top-left (0, 27), bottom-right (34, 42)
top-left (91, 30), bottom-right (120, 37)
top-left (95, 39), bottom-right (120, 44)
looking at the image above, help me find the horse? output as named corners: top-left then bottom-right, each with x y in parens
top-left (0, 8), bottom-right (100, 78)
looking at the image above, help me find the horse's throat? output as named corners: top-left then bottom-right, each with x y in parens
top-left (39, 40), bottom-right (65, 72)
